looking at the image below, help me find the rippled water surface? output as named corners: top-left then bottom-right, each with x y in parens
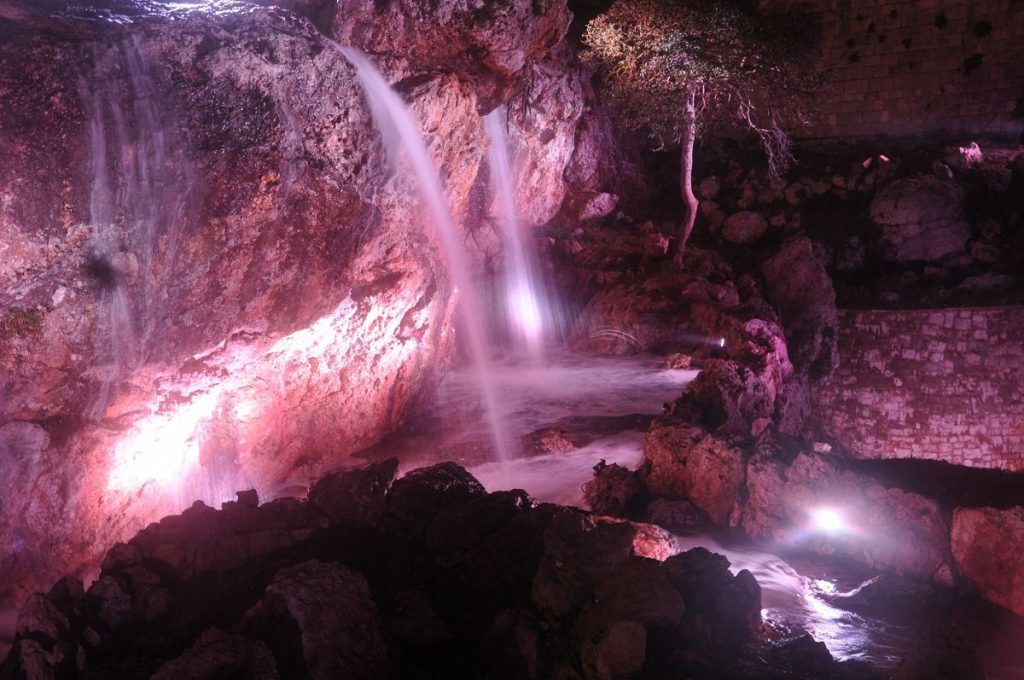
top-left (370, 351), bottom-right (1024, 678)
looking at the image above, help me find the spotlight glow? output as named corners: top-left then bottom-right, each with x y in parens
top-left (509, 283), bottom-right (543, 351)
top-left (811, 507), bottom-right (845, 535)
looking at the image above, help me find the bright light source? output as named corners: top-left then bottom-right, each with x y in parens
top-left (718, 337), bottom-right (726, 348)
top-left (810, 507), bottom-right (845, 535)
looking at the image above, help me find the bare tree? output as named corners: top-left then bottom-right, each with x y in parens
top-left (582, 0), bottom-right (821, 261)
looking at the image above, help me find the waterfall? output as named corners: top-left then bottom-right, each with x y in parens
top-left (337, 45), bottom-right (514, 462)
top-left (81, 38), bottom-right (194, 420)
top-left (482, 107), bottom-right (547, 364)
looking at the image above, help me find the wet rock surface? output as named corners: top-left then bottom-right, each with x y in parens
top-left (0, 0), bottom-right (643, 612)
top-left (951, 506), bottom-right (1024, 616)
top-left (0, 461), bottom-right (882, 679)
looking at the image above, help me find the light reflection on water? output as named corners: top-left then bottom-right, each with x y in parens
top-left (367, 351), bottom-right (1024, 679)
top-left (673, 530), bottom-right (911, 668)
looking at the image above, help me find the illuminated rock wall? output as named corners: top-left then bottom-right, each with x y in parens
top-left (0, 0), bottom-right (571, 608)
top-left (816, 306), bottom-right (1024, 470)
top-left (797, 0), bottom-right (1024, 139)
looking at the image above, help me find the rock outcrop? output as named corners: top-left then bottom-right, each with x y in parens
top-left (333, 0), bottom-right (571, 110)
top-left (951, 506), bottom-right (1024, 615)
top-left (0, 0), bottom-right (577, 609)
top-left (0, 460), bottom-right (880, 680)
top-left (869, 174), bottom-right (971, 263)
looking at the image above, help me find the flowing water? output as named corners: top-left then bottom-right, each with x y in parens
top-left (482, 107), bottom-right (548, 363)
top-left (339, 45), bottom-right (514, 463)
top-left (363, 350), bottom-right (1024, 679)
top-left (80, 38), bottom-right (194, 419)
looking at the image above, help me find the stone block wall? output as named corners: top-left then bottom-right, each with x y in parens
top-left (795, 0), bottom-right (1024, 139)
top-left (816, 306), bottom-right (1024, 470)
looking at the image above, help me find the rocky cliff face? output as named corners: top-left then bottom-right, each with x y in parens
top-left (0, 0), bottom-right (583, 608)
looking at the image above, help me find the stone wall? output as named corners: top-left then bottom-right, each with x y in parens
top-left (816, 306), bottom-right (1024, 470)
top-left (796, 0), bottom-right (1024, 139)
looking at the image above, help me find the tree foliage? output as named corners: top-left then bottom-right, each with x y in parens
top-left (582, 0), bottom-right (822, 177)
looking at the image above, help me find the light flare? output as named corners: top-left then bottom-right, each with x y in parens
top-left (106, 390), bottom-right (218, 492)
top-left (810, 507), bottom-right (846, 535)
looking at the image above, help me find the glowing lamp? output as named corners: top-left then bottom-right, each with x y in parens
top-left (718, 337), bottom-right (726, 348)
top-left (810, 507), bottom-right (845, 535)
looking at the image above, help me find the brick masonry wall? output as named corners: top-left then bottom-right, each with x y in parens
top-left (816, 306), bottom-right (1024, 470)
top-left (794, 0), bottom-right (1024, 139)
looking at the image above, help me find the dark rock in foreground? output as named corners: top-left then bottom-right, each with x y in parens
top-left (0, 461), bottom-right (881, 680)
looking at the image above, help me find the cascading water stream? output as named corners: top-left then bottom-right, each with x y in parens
top-left (483, 107), bottom-right (547, 363)
top-left (337, 45), bottom-right (513, 462)
top-left (81, 39), bottom-right (194, 420)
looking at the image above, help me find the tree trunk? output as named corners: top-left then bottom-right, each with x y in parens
top-left (674, 89), bottom-right (699, 266)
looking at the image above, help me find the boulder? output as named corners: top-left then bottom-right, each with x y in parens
top-left (723, 211), bottom-right (769, 245)
top-left (241, 561), bottom-right (389, 679)
top-left (521, 427), bottom-right (577, 456)
top-left (307, 458), bottom-right (399, 529)
top-left (583, 461), bottom-right (640, 516)
top-left (641, 427), bottom-right (745, 526)
top-left (869, 175), bottom-right (971, 262)
top-left (386, 462), bottom-right (488, 535)
top-left (951, 506), bottom-right (1024, 615)
top-left (663, 547), bottom-right (761, 646)
top-left (761, 237), bottom-right (839, 384)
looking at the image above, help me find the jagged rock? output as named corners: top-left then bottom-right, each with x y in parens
top-left (386, 462), bottom-right (488, 534)
top-left (333, 0), bottom-right (570, 109)
top-left (641, 427), bottom-right (746, 526)
top-left (643, 498), bottom-right (707, 532)
top-left (151, 629), bottom-right (280, 680)
top-left (0, 461), bottom-right (870, 680)
top-left (663, 352), bottom-right (693, 369)
top-left (869, 175), bottom-right (971, 262)
top-left (723, 211), bottom-right (769, 244)
top-left (663, 547), bottom-right (760, 646)
top-left (577, 192), bottom-right (620, 222)
top-left (570, 275), bottom-right (735, 355)
top-left (951, 506), bottom-right (1024, 615)
top-left (241, 560), bottom-right (389, 680)
top-left (582, 461), bottom-right (640, 516)
top-left (761, 236), bottom-right (839, 384)
top-left (424, 489), bottom-right (532, 554)
top-left (505, 40), bottom-right (590, 228)
top-left (521, 427), bottom-right (577, 456)
top-left (307, 458), bottom-right (399, 528)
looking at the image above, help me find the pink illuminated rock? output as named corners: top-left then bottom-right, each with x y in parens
top-left (869, 174), bottom-right (971, 262)
top-left (950, 506), bottom-right (1024, 615)
top-left (0, 2), bottom-right (488, 607)
top-left (332, 0), bottom-right (570, 110)
top-left (741, 450), bottom-right (954, 584)
top-left (641, 427), bottom-right (746, 526)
